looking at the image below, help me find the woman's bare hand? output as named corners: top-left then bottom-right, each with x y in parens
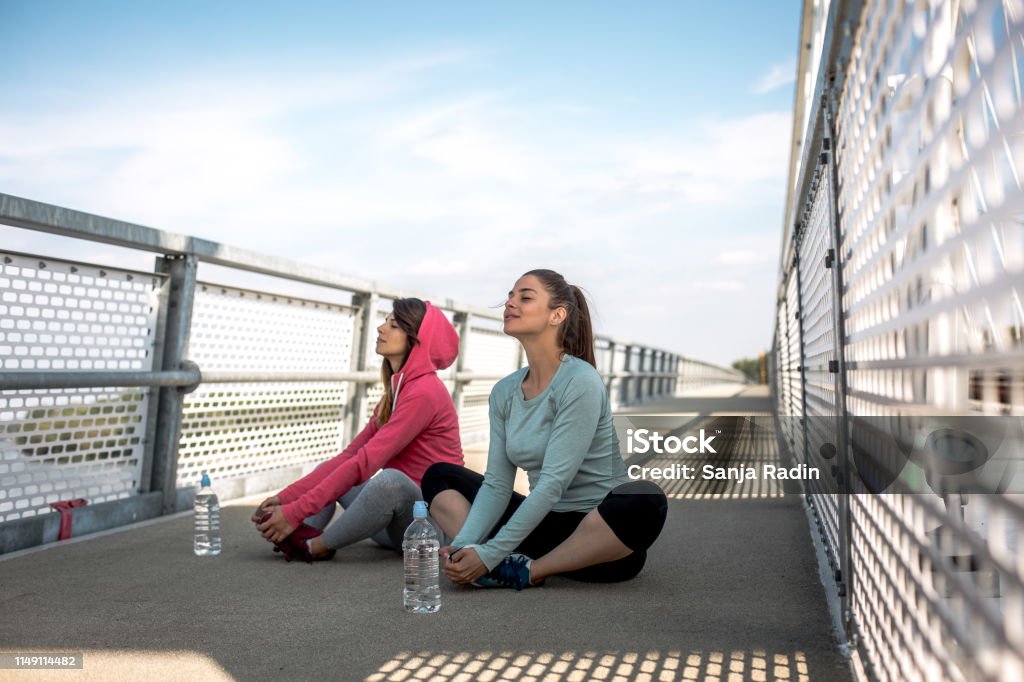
top-left (443, 547), bottom-right (488, 584)
top-left (251, 496), bottom-right (281, 524)
top-left (256, 505), bottom-right (295, 543)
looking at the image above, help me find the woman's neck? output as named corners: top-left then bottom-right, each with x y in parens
top-left (519, 337), bottom-right (564, 395)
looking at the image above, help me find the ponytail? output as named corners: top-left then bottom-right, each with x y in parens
top-left (522, 269), bottom-right (596, 367)
top-left (566, 285), bottom-right (596, 367)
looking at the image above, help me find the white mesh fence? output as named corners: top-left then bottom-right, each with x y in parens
top-left (777, 1), bottom-right (1024, 679)
top-left (177, 283), bottom-right (355, 488)
top-left (0, 252), bottom-right (161, 520)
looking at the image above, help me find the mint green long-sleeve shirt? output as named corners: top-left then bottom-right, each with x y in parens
top-left (453, 354), bottom-right (628, 570)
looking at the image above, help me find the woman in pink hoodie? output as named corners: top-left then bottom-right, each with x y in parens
top-left (253, 298), bottom-right (464, 562)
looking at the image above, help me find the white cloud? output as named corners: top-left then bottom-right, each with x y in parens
top-left (601, 111), bottom-right (792, 205)
top-left (713, 249), bottom-right (775, 266)
top-left (1, 57), bottom-right (787, 366)
top-left (753, 59), bottom-right (797, 94)
top-left (692, 279), bottom-right (746, 292)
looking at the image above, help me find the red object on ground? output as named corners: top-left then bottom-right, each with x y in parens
top-left (259, 512), bottom-right (322, 563)
top-left (50, 499), bottom-right (88, 540)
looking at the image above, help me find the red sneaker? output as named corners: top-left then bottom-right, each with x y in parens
top-left (259, 513), bottom-right (323, 563)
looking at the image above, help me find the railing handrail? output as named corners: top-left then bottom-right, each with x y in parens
top-left (0, 368), bottom-right (710, 392)
top-left (0, 191), bottom-right (729, 365)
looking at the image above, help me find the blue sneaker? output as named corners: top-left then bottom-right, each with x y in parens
top-left (472, 553), bottom-right (537, 590)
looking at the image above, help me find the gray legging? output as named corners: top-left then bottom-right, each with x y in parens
top-left (302, 468), bottom-right (423, 551)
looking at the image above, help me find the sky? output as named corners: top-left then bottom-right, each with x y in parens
top-left (0, 1), bottom-right (801, 367)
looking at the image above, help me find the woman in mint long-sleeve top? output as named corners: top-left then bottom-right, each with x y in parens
top-left (422, 269), bottom-right (668, 589)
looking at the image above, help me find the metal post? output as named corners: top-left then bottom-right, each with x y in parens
top-left (663, 353), bottom-right (669, 396)
top-left (659, 352), bottom-right (668, 397)
top-left (451, 312), bottom-right (472, 414)
top-left (138, 272), bottom-right (170, 495)
top-left (605, 341), bottom-right (616, 395)
top-left (623, 345), bottom-right (633, 406)
top-left (636, 347), bottom-right (644, 403)
top-left (653, 350), bottom-right (661, 398)
top-left (149, 254), bottom-right (198, 514)
top-left (648, 349), bottom-right (656, 398)
top-left (649, 351), bottom-right (656, 397)
top-left (346, 292), bottom-right (379, 440)
top-left (672, 355), bottom-right (680, 397)
top-left (825, 93), bottom-right (855, 631)
top-left (650, 350), bottom-right (657, 399)
top-left (634, 348), bottom-right (641, 402)
top-left (677, 356), bottom-right (686, 396)
top-left (654, 352), bottom-right (662, 397)
top-left (793, 233), bottom-right (811, 471)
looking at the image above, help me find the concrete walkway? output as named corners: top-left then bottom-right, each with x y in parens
top-left (0, 385), bottom-right (852, 681)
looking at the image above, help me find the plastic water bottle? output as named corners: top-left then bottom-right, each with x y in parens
top-left (403, 500), bottom-right (440, 613)
top-left (193, 472), bottom-right (221, 556)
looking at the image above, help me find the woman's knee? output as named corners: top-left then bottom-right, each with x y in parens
top-left (421, 462), bottom-right (466, 503)
top-left (427, 489), bottom-right (470, 518)
top-left (366, 468), bottom-right (419, 495)
top-left (613, 479), bottom-right (666, 497)
top-left (611, 481), bottom-right (667, 518)
top-left (372, 467), bottom-right (412, 486)
top-left (598, 481), bottom-right (668, 551)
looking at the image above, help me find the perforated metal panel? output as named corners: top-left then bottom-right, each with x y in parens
top-left (175, 283), bottom-right (355, 486)
top-left (838, 0), bottom-right (1024, 418)
top-left (0, 252), bottom-right (159, 372)
top-left (833, 2), bottom-right (1024, 678)
top-left (187, 283), bottom-right (354, 373)
top-left (0, 251), bottom-right (161, 520)
top-left (779, 1), bottom-right (1024, 680)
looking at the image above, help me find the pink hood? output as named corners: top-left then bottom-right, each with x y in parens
top-left (390, 301), bottom-right (459, 403)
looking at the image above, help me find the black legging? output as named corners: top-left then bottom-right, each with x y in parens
top-left (422, 462), bottom-right (668, 583)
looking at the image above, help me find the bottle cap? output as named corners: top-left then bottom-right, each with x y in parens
top-left (413, 500), bottom-right (428, 519)
top-left (200, 472), bottom-right (211, 488)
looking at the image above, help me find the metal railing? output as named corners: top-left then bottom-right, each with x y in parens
top-left (0, 193), bottom-right (745, 553)
top-left (777, 1), bottom-right (1024, 680)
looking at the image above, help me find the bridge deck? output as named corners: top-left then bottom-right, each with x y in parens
top-left (0, 385), bottom-right (852, 681)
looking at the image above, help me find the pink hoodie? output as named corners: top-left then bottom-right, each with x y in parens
top-left (277, 301), bottom-right (464, 529)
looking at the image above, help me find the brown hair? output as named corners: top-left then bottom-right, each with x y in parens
top-left (522, 269), bottom-right (596, 367)
top-left (377, 298), bottom-right (427, 426)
